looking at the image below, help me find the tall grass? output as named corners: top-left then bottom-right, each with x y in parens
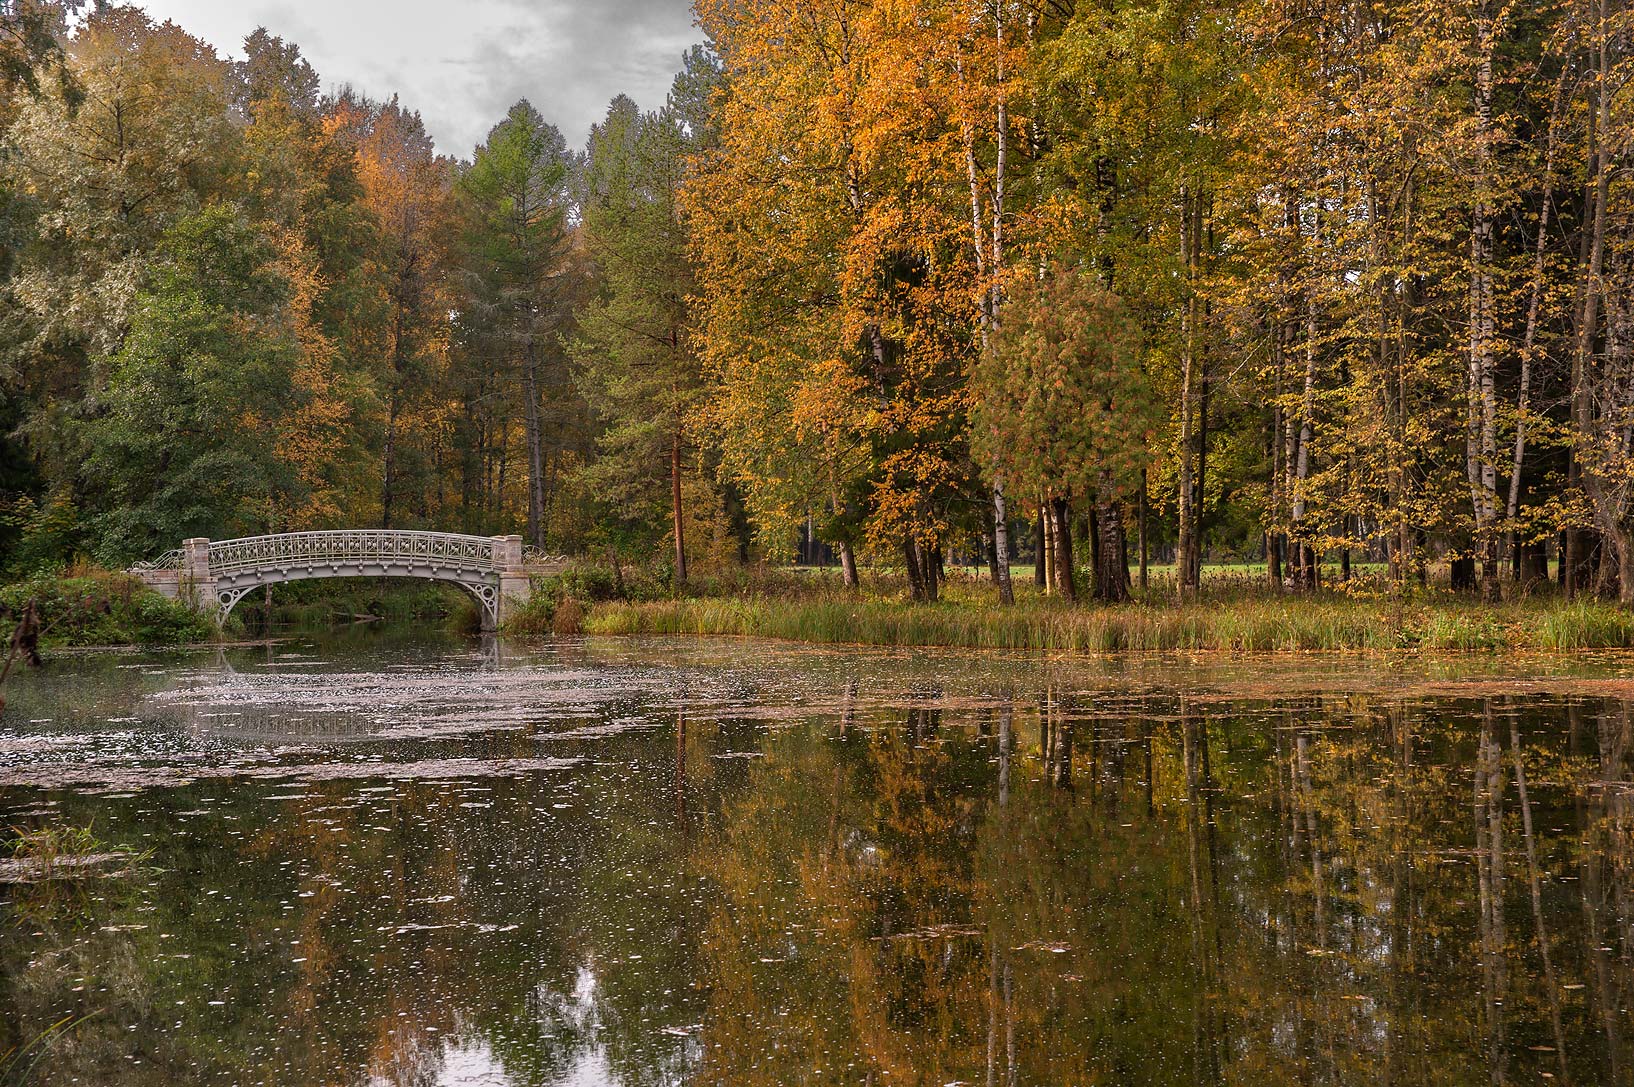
top-left (582, 593), bottom-right (1634, 652)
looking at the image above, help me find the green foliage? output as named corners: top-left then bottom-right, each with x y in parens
top-left (71, 207), bottom-right (303, 561)
top-left (0, 492), bottom-right (83, 576)
top-left (974, 269), bottom-right (1158, 501)
top-left (7, 821), bottom-right (101, 862)
top-left (0, 568), bottom-right (211, 647)
top-left (500, 560), bottom-right (672, 636)
top-left (572, 93), bottom-right (709, 556)
top-left (456, 98), bottom-right (584, 547)
top-left (6, 7), bottom-right (240, 376)
top-left (459, 100), bottom-right (571, 268)
top-left (0, 1), bottom-right (82, 107)
top-left (0, 0), bottom-right (1630, 622)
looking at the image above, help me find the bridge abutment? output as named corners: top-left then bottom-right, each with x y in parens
top-left (181, 537), bottom-right (219, 611)
top-left (492, 534), bottom-right (532, 632)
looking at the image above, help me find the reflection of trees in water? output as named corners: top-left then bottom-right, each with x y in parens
top-left (1585, 703), bottom-right (1632, 1085)
top-left (0, 837), bottom-right (169, 1086)
top-left (2, 737), bottom-right (707, 1087)
top-left (1475, 702), bottom-right (1508, 1084)
top-left (692, 690), bottom-right (1634, 1086)
top-left (12, 681), bottom-right (1634, 1084)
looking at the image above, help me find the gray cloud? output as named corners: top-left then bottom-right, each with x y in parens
top-left (134, 0), bottom-right (699, 156)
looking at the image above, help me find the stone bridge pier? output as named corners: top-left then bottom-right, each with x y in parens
top-left (133, 531), bottom-right (561, 631)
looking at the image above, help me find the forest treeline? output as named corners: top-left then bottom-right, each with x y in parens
top-left (1, 0), bottom-right (1632, 605)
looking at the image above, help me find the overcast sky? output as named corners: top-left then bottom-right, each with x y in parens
top-left (132, 0), bottom-right (701, 157)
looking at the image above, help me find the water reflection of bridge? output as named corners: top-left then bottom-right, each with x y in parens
top-left (164, 701), bottom-right (389, 744)
top-left (150, 639), bottom-right (522, 744)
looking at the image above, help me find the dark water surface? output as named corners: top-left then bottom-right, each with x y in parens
top-left (3, 630), bottom-right (1634, 1085)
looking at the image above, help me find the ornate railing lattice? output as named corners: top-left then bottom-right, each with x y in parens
top-left (206, 531), bottom-right (500, 576)
top-left (131, 549), bottom-right (183, 572)
top-left (522, 545), bottom-right (570, 567)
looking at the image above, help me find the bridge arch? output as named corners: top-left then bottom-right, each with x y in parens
top-left (131, 531), bottom-right (566, 630)
top-left (208, 568), bottom-right (503, 627)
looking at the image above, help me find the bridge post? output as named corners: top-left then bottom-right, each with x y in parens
top-left (493, 534), bottom-right (531, 631)
top-left (181, 538), bottom-right (218, 615)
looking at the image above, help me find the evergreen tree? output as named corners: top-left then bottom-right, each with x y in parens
top-left (574, 92), bottom-right (707, 580)
top-left (457, 100), bottom-right (580, 549)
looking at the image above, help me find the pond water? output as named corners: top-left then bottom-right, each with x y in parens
top-left (2, 630), bottom-right (1634, 1085)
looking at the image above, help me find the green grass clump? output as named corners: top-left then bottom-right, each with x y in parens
top-left (1531, 602), bottom-right (1634, 649)
top-left (0, 567), bottom-right (213, 647)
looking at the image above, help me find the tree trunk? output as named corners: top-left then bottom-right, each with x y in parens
top-left (1578, 0), bottom-right (1624, 605)
top-left (1050, 496), bottom-right (1076, 603)
top-left (1268, 392), bottom-right (1284, 590)
top-left (496, 415), bottom-right (510, 522)
top-left (1087, 504), bottom-right (1102, 590)
top-left (1292, 287), bottom-right (1319, 591)
top-left (838, 540), bottom-right (859, 589)
top-left (1138, 470), bottom-right (1149, 591)
top-left (671, 430), bottom-right (688, 585)
top-left (991, 486), bottom-right (1015, 604)
top-left (1176, 190), bottom-right (1203, 597)
top-left (1095, 485), bottom-right (1130, 604)
top-left (1192, 302), bottom-right (1211, 590)
top-left (1568, 3), bottom-right (1612, 600)
top-left (903, 536), bottom-right (926, 602)
top-left (828, 483), bottom-right (859, 589)
top-left (381, 393), bottom-right (400, 529)
top-left (381, 299), bottom-right (408, 528)
top-left (913, 539), bottom-right (940, 603)
top-left (1507, 67), bottom-right (1569, 581)
top-left (1619, 530), bottom-right (1634, 607)
top-left (1034, 507), bottom-right (1047, 587)
top-left (522, 339), bottom-right (547, 549)
top-left (956, 23), bottom-right (1016, 608)
top-left (1466, 3), bottom-right (1501, 601)
top-left (1041, 498), bottom-right (1054, 594)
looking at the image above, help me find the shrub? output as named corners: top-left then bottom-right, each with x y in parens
top-left (0, 568), bottom-right (213, 647)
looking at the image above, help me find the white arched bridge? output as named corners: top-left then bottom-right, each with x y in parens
top-left (130, 532), bottom-right (568, 629)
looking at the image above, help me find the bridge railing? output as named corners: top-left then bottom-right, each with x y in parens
top-left (522, 545), bottom-right (570, 566)
top-left (131, 549), bottom-right (183, 572)
top-left (206, 530), bottom-right (501, 576)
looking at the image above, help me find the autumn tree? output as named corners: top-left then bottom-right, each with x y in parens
top-left (690, 0), bottom-right (994, 600)
top-left (334, 94), bottom-right (455, 528)
top-left (5, 7), bottom-right (239, 395)
top-left (237, 33), bottom-right (375, 530)
top-left (1039, 0), bottom-right (1242, 597)
top-left (0, 0), bottom-right (78, 112)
